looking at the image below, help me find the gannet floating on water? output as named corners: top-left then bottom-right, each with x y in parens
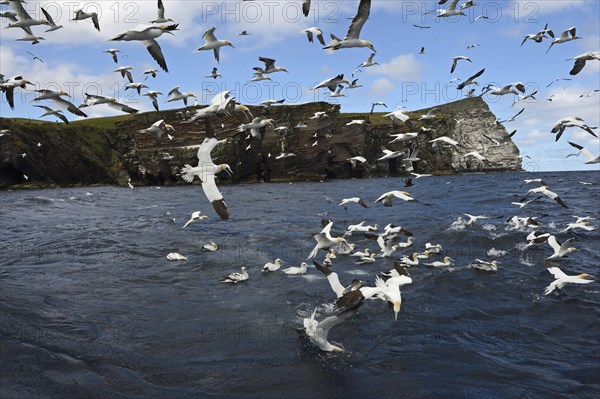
top-left (546, 236), bottom-right (576, 259)
top-left (308, 220), bottom-right (352, 259)
top-left (356, 253), bottom-right (377, 264)
top-left (183, 211), bottom-right (208, 228)
top-left (425, 256), bottom-right (453, 268)
top-left (194, 26), bottom-right (234, 63)
top-left (469, 259), bottom-right (498, 272)
top-left (323, 0), bottom-right (375, 52)
top-left (351, 248), bottom-right (371, 258)
top-left (339, 197), bottom-right (368, 211)
top-left (110, 24), bottom-right (179, 72)
top-left (544, 267), bottom-right (593, 295)
top-left (283, 262), bottom-right (309, 275)
top-left (203, 241), bottom-right (218, 252)
top-left (221, 267), bottom-right (248, 284)
top-left (167, 252), bottom-right (188, 261)
top-left (180, 117), bottom-right (232, 220)
top-left (263, 258), bottom-right (282, 272)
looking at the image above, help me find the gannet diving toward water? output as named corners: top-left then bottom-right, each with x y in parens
top-left (110, 24), bottom-right (179, 72)
top-left (323, 0), bottom-right (376, 52)
top-left (544, 267), bottom-right (593, 295)
top-left (303, 306), bottom-right (358, 352)
top-left (180, 117), bottom-right (233, 220)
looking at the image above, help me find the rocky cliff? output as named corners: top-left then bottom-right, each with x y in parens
top-left (0, 97), bottom-right (521, 189)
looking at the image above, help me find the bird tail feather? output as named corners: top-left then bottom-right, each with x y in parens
top-left (180, 164), bottom-right (196, 183)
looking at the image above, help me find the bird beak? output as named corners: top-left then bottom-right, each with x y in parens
top-left (393, 302), bottom-right (401, 321)
top-left (225, 166), bottom-right (233, 176)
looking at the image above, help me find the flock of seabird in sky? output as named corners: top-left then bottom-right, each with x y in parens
top-left (0, 0), bottom-right (598, 353)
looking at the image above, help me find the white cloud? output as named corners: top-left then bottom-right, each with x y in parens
top-left (366, 54), bottom-right (423, 82)
top-left (368, 78), bottom-right (395, 98)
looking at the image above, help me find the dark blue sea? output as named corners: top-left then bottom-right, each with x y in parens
top-left (1, 171), bottom-right (599, 399)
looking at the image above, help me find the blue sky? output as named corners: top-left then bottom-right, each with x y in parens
top-left (1, 0), bottom-right (599, 171)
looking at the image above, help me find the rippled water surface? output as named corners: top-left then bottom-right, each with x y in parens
top-left (1, 171), bottom-right (599, 398)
